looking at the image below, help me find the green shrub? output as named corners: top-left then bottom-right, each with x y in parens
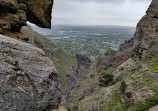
top-left (114, 106), bottom-right (119, 110)
top-left (145, 78), bottom-right (149, 81)
top-left (119, 67), bottom-right (125, 71)
top-left (155, 67), bottom-right (158, 70)
top-left (99, 72), bottom-right (114, 87)
top-left (126, 91), bottom-right (132, 98)
top-left (149, 87), bottom-right (152, 90)
top-left (120, 80), bottom-right (127, 93)
top-left (154, 70), bottom-right (158, 73)
top-left (139, 70), bottom-right (143, 73)
top-left (104, 50), bottom-right (117, 56)
top-left (137, 100), bottom-right (142, 103)
top-left (132, 45), bottom-right (146, 59)
top-left (137, 75), bottom-right (141, 78)
top-left (150, 63), bottom-right (154, 66)
top-left (149, 41), bottom-right (158, 48)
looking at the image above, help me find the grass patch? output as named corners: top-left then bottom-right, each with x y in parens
top-left (134, 93), bottom-right (158, 111)
top-left (99, 83), bottom-right (132, 111)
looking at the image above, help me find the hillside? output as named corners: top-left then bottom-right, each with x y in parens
top-left (65, 0), bottom-right (158, 111)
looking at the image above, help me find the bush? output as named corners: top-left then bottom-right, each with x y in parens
top-left (132, 45), bottom-right (146, 59)
top-left (145, 78), bottom-right (149, 81)
top-left (126, 91), bottom-right (132, 98)
top-left (120, 80), bottom-right (127, 93)
top-left (149, 41), bottom-right (158, 48)
top-left (99, 72), bottom-right (114, 87)
top-left (119, 67), bottom-right (125, 71)
top-left (104, 50), bottom-right (117, 56)
top-left (154, 70), bottom-right (158, 73)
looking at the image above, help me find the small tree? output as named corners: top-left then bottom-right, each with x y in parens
top-left (99, 72), bottom-right (114, 87)
top-left (120, 80), bottom-right (127, 93)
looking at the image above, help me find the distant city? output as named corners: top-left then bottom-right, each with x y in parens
top-left (32, 25), bottom-right (135, 58)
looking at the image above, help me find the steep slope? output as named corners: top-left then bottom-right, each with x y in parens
top-left (20, 26), bottom-right (92, 105)
top-left (66, 0), bottom-right (158, 111)
top-left (20, 26), bottom-right (75, 95)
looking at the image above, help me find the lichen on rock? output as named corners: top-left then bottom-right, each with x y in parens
top-left (0, 34), bottom-right (61, 111)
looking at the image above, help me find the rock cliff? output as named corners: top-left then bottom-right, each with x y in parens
top-left (0, 34), bottom-right (61, 111)
top-left (0, 0), bottom-right (62, 111)
top-left (134, 0), bottom-right (158, 47)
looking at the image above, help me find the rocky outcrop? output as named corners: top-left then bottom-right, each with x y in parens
top-left (134, 0), bottom-right (158, 47)
top-left (0, 34), bottom-right (61, 111)
top-left (0, 0), bottom-right (53, 34)
top-left (0, 0), bottom-right (27, 33)
top-left (17, 0), bottom-right (53, 28)
top-left (98, 0), bottom-right (158, 74)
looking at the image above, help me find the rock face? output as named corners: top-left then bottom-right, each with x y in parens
top-left (0, 0), bottom-right (53, 34)
top-left (98, 0), bottom-right (158, 74)
top-left (0, 34), bottom-right (61, 111)
top-left (134, 0), bottom-right (158, 47)
top-left (0, 0), bottom-right (27, 33)
top-left (17, 0), bottom-right (53, 28)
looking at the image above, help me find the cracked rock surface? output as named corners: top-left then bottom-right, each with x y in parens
top-left (0, 34), bottom-right (61, 111)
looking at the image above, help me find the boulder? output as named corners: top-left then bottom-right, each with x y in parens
top-left (0, 34), bottom-right (61, 111)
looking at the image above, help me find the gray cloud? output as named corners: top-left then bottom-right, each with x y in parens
top-left (56, 0), bottom-right (150, 4)
top-left (52, 0), bottom-right (152, 26)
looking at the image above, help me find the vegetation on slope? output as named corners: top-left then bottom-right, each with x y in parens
top-left (66, 41), bottom-right (158, 111)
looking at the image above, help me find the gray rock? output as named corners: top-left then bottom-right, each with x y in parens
top-left (134, 0), bottom-right (158, 47)
top-left (0, 34), bottom-right (61, 111)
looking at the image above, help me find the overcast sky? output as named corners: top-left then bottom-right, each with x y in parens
top-left (51, 0), bottom-right (152, 27)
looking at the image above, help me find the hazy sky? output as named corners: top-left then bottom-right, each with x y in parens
top-left (51, 0), bottom-right (152, 27)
